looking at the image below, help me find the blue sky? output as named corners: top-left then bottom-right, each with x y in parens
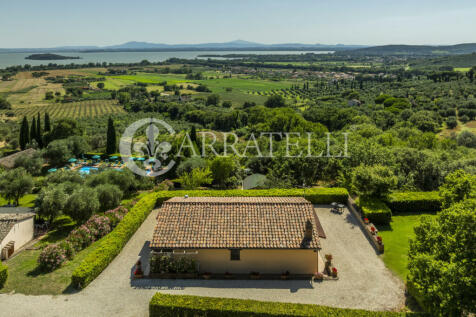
top-left (1, 0), bottom-right (475, 48)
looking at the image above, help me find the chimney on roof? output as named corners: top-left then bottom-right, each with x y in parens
top-left (305, 220), bottom-right (313, 241)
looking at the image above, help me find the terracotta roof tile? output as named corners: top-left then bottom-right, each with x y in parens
top-left (151, 197), bottom-right (321, 250)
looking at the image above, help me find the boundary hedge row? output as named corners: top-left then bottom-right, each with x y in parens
top-left (0, 261), bottom-right (7, 289)
top-left (149, 293), bottom-right (425, 317)
top-left (386, 192), bottom-right (442, 213)
top-left (356, 197), bottom-right (392, 225)
top-left (155, 188), bottom-right (349, 205)
top-left (71, 191), bottom-right (158, 289)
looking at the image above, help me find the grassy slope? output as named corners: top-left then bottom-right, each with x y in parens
top-left (0, 241), bottom-right (102, 295)
top-left (0, 194), bottom-right (37, 207)
top-left (378, 213), bottom-right (437, 279)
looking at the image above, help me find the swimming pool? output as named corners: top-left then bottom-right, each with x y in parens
top-left (79, 166), bottom-right (99, 175)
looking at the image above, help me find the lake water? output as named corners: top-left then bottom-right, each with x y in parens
top-left (0, 51), bottom-right (332, 69)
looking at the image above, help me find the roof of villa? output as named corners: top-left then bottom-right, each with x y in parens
top-left (0, 148), bottom-right (37, 169)
top-left (151, 196), bottom-right (323, 250)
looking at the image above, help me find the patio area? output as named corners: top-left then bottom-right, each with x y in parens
top-left (0, 205), bottom-right (405, 316)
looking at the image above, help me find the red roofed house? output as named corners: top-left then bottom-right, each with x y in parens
top-left (150, 197), bottom-right (325, 276)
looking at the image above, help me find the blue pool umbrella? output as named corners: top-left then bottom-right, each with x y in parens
top-left (68, 158), bottom-right (77, 163)
top-left (110, 156), bottom-right (118, 160)
top-left (137, 157), bottom-right (146, 161)
top-left (48, 168), bottom-right (57, 173)
top-left (92, 155), bottom-right (101, 160)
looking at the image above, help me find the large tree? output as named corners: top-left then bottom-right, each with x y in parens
top-left (264, 95), bottom-right (286, 108)
top-left (37, 185), bottom-right (68, 222)
top-left (44, 112), bottom-right (51, 133)
top-left (408, 199), bottom-right (476, 316)
top-left (19, 116), bottom-right (29, 150)
top-left (63, 186), bottom-right (99, 223)
top-left (106, 117), bottom-right (116, 154)
top-left (0, 168), bottom-right (33, 205)
top-left (439, 170), bottom-right (476, 208)
top-left (351, 164), bottom-right (397, 198)
top-left (30, 117), bottom-right (37, 146)
top-left (36, 112), bottom-right (43, 148)
top-left (209, 156), bottom-right (238, 188)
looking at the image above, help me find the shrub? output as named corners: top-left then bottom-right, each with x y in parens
top-left (67, 225), bottom-right (95, 251)
top-left (386, 192), bottom-right (442, 213)
top-left (38, 244), bottom-right (67, 271)
top-left (0, 262), bottom-right (7, 289)
top-left (356, 197), bottom-right (392, 225)
top-left (84, 215), bottom-right (112, 240)
top-left (149, 293), bottom-right (424, 317)
top-left (59, 240), bottom-right (75, 260)
top-left (149, 252), bottom-right (197, 274)
top-left (104, 206), bottom-right (128, 228)
top-left (71, 191), bottom-right (158, 289)
top-left (155, 188), bottom-right (349, 205)
top-left (96, 184), bottom-right (123, 211)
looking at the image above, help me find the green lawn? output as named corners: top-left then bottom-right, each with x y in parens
top-left (378, 213), bottom-right (437, 280)
top-left (0, 194), bottom-right (37, 207)
top-left (1, 241), bottom-right (102, 295)
top-left (0, 216), bottom-right (104, 295)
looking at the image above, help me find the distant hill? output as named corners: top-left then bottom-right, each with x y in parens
top-left (0, 40), bottom-right (366, 53)
top-left (410, 52), bottom-right (476, 69)
top-left (337, 43), bottom-right (476, 56)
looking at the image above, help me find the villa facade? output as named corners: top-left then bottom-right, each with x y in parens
top-left (151, 197), bottom-right (325, 275)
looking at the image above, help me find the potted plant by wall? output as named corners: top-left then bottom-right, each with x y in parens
top-left (202, 272), bottom-right (211, 280)
top-left (324, 254), bottom-right (333, 275)
top-left (250, 271), bottom-right (260, 280)
top-left (370, 226), bottom-right (376, 235)
top-left (134, 260), bottom-right (143, 279)
top-left (331, 267), bottom-right (338, 278)
top-left (363, 217), bottom-right (369, 225)
top-left (281, 270), bottom-right (290, 280)
top-left (376, 236), bottom-right (383, 245)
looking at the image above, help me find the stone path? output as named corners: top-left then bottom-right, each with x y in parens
top-left (0, 206), bottom-right (405, 316)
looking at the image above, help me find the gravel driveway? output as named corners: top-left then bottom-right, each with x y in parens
top-left (0, 206), bottom-right (405, 316)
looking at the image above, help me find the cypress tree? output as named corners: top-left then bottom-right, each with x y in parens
top-left (190, 126), bottom-right (197, 143)
top-left (44, 112), bottom-right (51, 132)
top-left (36, 112), bottom-right (42, 148)
top-left (19, 116), bottom-right (29, 150)
top-left (30, 117), bottom-right (37, 146)
top-left (106, 117), bottom-right (116, 154)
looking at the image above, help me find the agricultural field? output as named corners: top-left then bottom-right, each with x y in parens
top-left (100, 71), bottom-right (295, 105)
top-left (2, 100), bottom-right (123, 119)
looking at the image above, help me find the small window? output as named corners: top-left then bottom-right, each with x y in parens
top-left (230, 249), bottom-right (240, 261)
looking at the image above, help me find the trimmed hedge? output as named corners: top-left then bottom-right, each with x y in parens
top-left (149, 293), bottom-right (425, 317)
top-left (155, 188), bottom-right (349, 205)
top-left (0, 261), bottom-right (7, 289)
top-left (356, 197), bottom-right (392, 225)
top-left (71, 191), bottom-right (158, 289)
top-left (386, 192), bottom-right (442, 213)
